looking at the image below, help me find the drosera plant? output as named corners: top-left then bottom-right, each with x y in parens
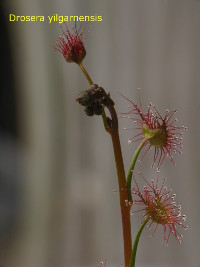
top-left (53, 22), bottom-right (187, 267)
top-left (53, 21), bottom-right (87, 64)
top-left (120, 90), bottom-right (187, 202)
top-left (128, 173), bottom-right (188, 267)
top-left (120, 89), bottom-right (187, 170)
top-left (131, 173), bottom-right (188, 244)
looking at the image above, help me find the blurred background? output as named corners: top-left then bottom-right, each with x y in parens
top-left (0, 0), bottom-right (200, 266)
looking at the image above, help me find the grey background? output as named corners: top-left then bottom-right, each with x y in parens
top-left (1, 0), bottom-right (200, 267)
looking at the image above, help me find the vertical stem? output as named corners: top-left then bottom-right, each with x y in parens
top-left (129, 218), bottom-right (149, 267)
top-left (108, 106), bottom-right (132, 267)
top-left (78, 65), bottom-right (132, 266)
top-left (111, 131), bottom-right (132, 267)
top-left (126, 138), bottom-right (148, 202)
top-left (101, 108), bottom-right (110, 132)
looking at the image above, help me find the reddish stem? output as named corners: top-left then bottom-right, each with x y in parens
top-left (107, 106), bottom-right (132, 267)
top-left (78, 64), bottom-right (132, 266)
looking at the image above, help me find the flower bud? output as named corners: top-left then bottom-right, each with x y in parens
top-left (53, 23), bottom-right (86, 64)
top-left (121, 90), bottom-right (185, 169)
top-left (142, 123), bottom-right (167, 148)
top-left (132, 174), bottom-right (188, 244)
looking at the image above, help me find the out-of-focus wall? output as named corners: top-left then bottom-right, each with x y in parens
top-left (1, 0), bottom-right (200, 266)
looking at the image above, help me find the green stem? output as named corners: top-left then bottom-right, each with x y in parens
top-left (101, 108), bottom-right (110, 132)
top-left (126, 138), bottom-right (148, 201)
top-left (78, 62), bottom-right (93, 85)
top-left (129, 218), bottom-right (149, 267)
